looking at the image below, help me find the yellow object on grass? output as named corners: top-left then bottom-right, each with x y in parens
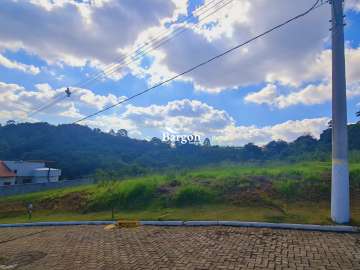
top-left (104, 220), bottom-right (140, 230)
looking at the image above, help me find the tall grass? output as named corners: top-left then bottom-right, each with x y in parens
top-left (174, 185), bottom-right (214, 206)
top-left (2, 161), bottom-right (360, 213)
top-left (89, 176), bottom-right (165, 210)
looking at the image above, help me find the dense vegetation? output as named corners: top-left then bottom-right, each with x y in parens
top-left (1, 122), bottom-right (360, 179)
top-left (1, 162), bottom-right (360, 225)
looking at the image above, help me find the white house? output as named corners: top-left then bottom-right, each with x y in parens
top-left (0, 161), bottom-right (61, 185)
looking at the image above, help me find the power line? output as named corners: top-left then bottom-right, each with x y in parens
top-left (75, 0), bottom-right (224, 89)
top-left (26, 0), bottom-right (232, 118)
top-left (73, 0), bottom-right (322, 124)
top-left (79, 0), bottom-right (234, 87)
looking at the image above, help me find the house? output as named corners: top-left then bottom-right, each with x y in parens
top-left (0, 161), bottom-right (16, 186)
top-left (0, 161), bottom-right (61, 186)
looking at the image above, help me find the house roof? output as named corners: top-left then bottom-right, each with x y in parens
top-left (0, 161), bottom-right (16, 177)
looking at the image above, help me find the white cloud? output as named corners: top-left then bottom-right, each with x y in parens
top-left (1, 0), bottom-right (358, 88)
top-left (245, 82), bottom-right (360, 109)
top-left (213, 117), bottom-right (330, 146)
top-left (244, 84), bottom-right (278, 106)
top-left (0, 81), bottom-right (126, 122)
top-left (0, 54), bottom-right (40, 75)
top-left (81, 99), bottom-right (235, 139)
top-left (123, 99), bottom-right (234, 134)
top-left (81, 114), bottom-right (140, 136)
top-left (244, 47), bottom-right (360, 108)
top-left (58, 102), bottom-right (83, 118)
top-left (0, 86), bottom-right (327, 145)
top-left (81, 99), bottom-right (330, 146)
top-left (0, 0), bottom-right (177, 70)
top-left (245, 83), bottom-right (332, 108)
top-left (73, 88), bottom-right (125, 110)
top-left (267, 47), bottom-right (360, 87)
top-left (137, 0), bottom-right (331, 92)
top-left (346, 0), bottom-right (360, 11)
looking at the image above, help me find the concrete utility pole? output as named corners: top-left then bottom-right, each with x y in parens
top-left (331, 0), bottom-right (350, 224)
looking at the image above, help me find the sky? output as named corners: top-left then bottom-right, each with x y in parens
top-left (0, 0), bottom-right (360, 146)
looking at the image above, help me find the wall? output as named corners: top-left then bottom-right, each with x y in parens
top-left (0, 177), bottom-right (16, 186)
top-left (0, 178), bottom-right (95, 197)
top-left (33, 168), bottom-right (62, 183)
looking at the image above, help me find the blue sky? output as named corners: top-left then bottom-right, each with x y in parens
top-left (0, 0), bottom-right (360, 145)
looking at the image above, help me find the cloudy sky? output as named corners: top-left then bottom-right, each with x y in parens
top-left (1, 0), bottom-right (360, 145)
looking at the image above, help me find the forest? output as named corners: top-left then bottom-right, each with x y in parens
top-left (0, 121), bottom-right (360, 179)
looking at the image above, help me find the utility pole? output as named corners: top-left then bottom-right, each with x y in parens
top-left (331, 0), bottom-right (350, 224)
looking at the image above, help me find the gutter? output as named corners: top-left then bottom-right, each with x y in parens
top-left (0, 220), bottom-right (358, 233)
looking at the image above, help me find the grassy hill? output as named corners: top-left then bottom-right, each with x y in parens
top-left (1, 161), bottom-right (359, 225)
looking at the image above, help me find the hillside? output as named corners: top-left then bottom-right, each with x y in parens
top-left (0, 162), bottom-right (359, 225)
top-left (0, 122), bottom-right (360, 178)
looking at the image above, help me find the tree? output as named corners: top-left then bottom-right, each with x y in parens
top-left (242, 143), bottom-right (263, 160)
top-left (328, 120), bottom-right (333, 128)
top-left (356, 110), bottom-right (360, 124)
top-left (203, 138), bottom-right (211, 147)
top-left (6, 120), bottom-right (15, 126)
top-left (264, 140), bottom-right (288, 157)
top-left (150, 137), bottom-right (162, 145)
top-left (290, 135), bottom-right (318, 155)
top-left (117, 129), bottom-right (128, 137)
top-left (109, 129), bottom-right (116, 136)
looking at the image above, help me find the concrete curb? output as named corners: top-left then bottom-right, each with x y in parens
top-left (0, 220), bottom-right (358, 233)
top-left (216, 221), bottom-right (358, 233)
top-left (0, 221), bottom-right (115, 228)
top-left (140, 221), bottom-right (184, 226)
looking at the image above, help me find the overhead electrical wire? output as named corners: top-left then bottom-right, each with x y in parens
top-left (72, 0), bottom-right (323, 124)
top-left (75, 0), bottom-right (225, 88)
top-left (26, 0), bottom-right (233, 118)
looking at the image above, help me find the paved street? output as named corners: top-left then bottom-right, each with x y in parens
top-left (0, 225), bottom-right (359, 269)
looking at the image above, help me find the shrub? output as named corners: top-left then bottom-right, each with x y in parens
top-left (273, 180), bottom-right (302, 201)
top-left (173, 185), bottom-right (214, 206)
top-left (350, 169), bottom-right (360, 189)
top-left (117, 181), bottom-right (156, 209)
top-left (89, 180), bottom-right (158, 210)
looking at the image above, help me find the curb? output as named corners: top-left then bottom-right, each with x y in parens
top-left (0, 221), bottom-right (115, 228)
top-left (0, 220), bottom-right (358, 233)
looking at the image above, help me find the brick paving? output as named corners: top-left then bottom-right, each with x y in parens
top-left (0, 225), bottom-right (359, 270)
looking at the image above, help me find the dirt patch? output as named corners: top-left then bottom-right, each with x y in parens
top-left (37, 192), bottom-right (89, 212)
top-left (224, 177), bottom-right (275, 204)
top-left (156, 180), bottom-right (180, 195)
top-left (0, 192), bottom-right (90, 213)
top-left (0, 202), bottom-right (26, 214)
top-left (321, 171), bottom-right (331, 182)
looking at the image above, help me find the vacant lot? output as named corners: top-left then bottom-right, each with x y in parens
top-left (1, 162), bottom-right (360, 225)
top-left (0, 225), bottom-right (359, 270)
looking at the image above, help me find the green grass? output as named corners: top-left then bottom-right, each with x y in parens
top-left (1, 161), bottom-right (360, 225)
top-left (0, 202), bottom-right (359, 225)
top-left (0, 184), bottom-right (97, 203)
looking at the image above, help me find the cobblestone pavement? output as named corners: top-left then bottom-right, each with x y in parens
top-left (0, 225), bottom-right (359, 270)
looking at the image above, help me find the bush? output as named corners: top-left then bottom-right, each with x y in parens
top-left (89, 179), bottom-right (158, 210)
top-left (117, 181), bottom-right (156, 209)
top-left (174, 185), bottom-right (214, 206)
top-left (350, 169), bottom-right (360, 189)
top-left (273, 180), bottom-right (302, 201)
